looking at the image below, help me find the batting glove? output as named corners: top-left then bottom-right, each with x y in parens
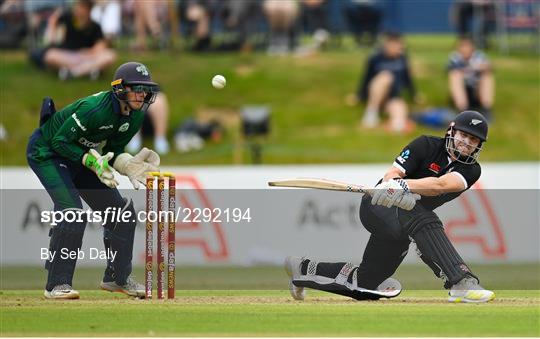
top-left (83, 149), bottom-right (119, 188)
top-left (113, 147), bottom-right (160, 189)
top-left (371, 179), bottom-right (420, 211)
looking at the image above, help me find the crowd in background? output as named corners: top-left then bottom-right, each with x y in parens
top-left (0, 0), bottom-right (503, 151)
top-left (1, 0), bottom-right (501, 53)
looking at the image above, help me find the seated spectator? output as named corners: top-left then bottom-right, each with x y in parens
top-left (295, 0), bottom-right (330, 56)
top-left (126, 92), bottom-right (171, 155)
top-left (0, 0), bottom-right (27, 48)
top-left (219, 0), bottom-right (262, 52)
top-left (451, 0), bottom-right (496, 49)
top-left (183, 0), bottom-right (215, 52)
top-left (90, 0), bottom-right (121, 46)
top-left (448, 36), bottom-right (494, 120)
top-left (263, 0), bottom-right (300, 55)
top-left (24, 0), bottom-right (66, 49)
top-left (130, 0), bottom-right (168, 51)
top-left (29, 0), bottom-right (116, 81)
top-left (357, 32), bottom-right (417, 133)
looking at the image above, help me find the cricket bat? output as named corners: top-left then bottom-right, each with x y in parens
top-left (268, 178), bottom-right (375, 196)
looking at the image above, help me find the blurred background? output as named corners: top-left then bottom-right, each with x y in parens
top-left (1, 0), bottom-right (538, 164)
top-left (0, 0), bottom-right (539, 290)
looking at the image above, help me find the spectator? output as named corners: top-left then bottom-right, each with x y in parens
top-left (24, 0), bottom-right (66, 49)
top-left (295, 0), bottom-right (330, 56)
top-left (219, 0), bottom-right (262, 52)
top-left (448, 36), bottom-right (494, 121)
top-left (183, 0), bottom-right (216, 52)
top-left (0, 0), bottom-right (27, 48)
top-left (344, 0), bottom-right (382, 47)
top-left (130, 0), bottom-right (168, 51)
top-left (452, 0), bottom-right (496, 49)
top-left (357, 32), bottom-right (417, 133)
top-left (126, 92), bottom-right (171, 155)
top-left (29, 0), bottom-right (116, 81)
top-left (263, 0), bottom-right (300, 55)
top-left (90, 0), bottom-right (121, 46)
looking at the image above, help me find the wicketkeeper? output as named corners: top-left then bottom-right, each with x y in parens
top-left (27, 62), bottom-right (161, 299)
top-left (286, 110), bottom-right (495, 303)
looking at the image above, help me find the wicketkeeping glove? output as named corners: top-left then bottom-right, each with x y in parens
top-left (82, 149), bottom-right (119, 188)
top-left (371, 179), bottom-right (420, 211)
top-left (113, 147), bottom-right (160, 189)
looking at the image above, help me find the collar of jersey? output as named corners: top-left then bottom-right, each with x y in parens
top-left (110, 92), bottom-right (122, 115)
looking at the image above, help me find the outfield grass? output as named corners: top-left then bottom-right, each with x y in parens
top-left (1, 290), bottom-right (538, 336)
top-left (2, 265), bottom-right (538, 336)
top-left (1, 264), bottom-right (539, 290)
top-left (1, 35), bottom-right (538, 165)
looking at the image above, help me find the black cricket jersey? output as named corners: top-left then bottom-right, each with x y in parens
top-left (57, 12), bottom-right (104, 50)
top-left (391, 135), bottom-right (481, 210)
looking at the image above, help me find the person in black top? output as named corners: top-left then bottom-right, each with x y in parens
top-left (356, 32), bottom-right (418, 133)
top-left (285, 110), bottom-right (495, 303)
top-left (30, 0), bottom-right (117, 81)
top-left (448, 36), bottom-right (494, 121)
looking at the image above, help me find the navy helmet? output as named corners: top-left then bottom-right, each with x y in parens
top-left (111, 62), bottom-right (159, 112)
top-left (445, 110), bottom-right (488, 164)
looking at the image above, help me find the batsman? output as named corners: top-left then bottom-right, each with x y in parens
top-left (286, 110), bottom-right (495, 303)
top-left (27, 62), bottom-right (161, 299)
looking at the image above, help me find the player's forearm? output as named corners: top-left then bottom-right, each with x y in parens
top-left (382, 167), bottom-right (405, 182)
top-left (405, 177), bottom-right (449, 196)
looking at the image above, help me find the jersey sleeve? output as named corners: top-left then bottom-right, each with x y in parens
top-left (451, 163), bottom-right (481, 189)
top-left (402, 54), bottom-right (416, 98)
top-left (393, 136), bottom-right (429, 175)
top-left (447, 52), bottom-right (464, 71)
top-left (358, 54), bottom-right (377, 102)
top-left (50, 101), bottom-right (96, 162)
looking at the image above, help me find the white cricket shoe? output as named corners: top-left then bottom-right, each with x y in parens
top-left (126, 132), bottom-right (142, 154)
top-left (44, 284), bottom-right (80, 299)
top-left (361, 110), bottom-right (380, 128)
top-left (154, 136), bottom-right (170, 155)
top-left (100, 275), bottom-right (145, 298)
top-left (448, 276), bottom-right (495, 303)
top-left (284, 256), bottom-right (306, 300)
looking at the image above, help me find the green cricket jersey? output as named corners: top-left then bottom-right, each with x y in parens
top-left (30, 90), bottom-right (144, 165)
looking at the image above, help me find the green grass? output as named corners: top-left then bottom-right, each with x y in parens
top-left (1, 264), bottom-right (539, 290)
top-left (1, 34), bottom-right (538, 166)
top-left (1, 265), bottom-right (538, 336)
top-left (1, 290), bottom-right (538, 336)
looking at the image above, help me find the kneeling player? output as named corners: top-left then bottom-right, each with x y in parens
top-left (285, 110), bottom-right (495, 303)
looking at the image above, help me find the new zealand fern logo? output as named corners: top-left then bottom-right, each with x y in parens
top-left (397, 149), bottom-right (410, 164)
top-left (136, 64), bottom-right (149, 76)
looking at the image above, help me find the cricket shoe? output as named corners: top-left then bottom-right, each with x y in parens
top-left (44, 284), bottom-right (80, 299)
top-left (284, 256), bottom-right (306, 300)
top-left (448, 276), bottom-right (495, 303)
top-left (100, 275), bottom-right (145, 298)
